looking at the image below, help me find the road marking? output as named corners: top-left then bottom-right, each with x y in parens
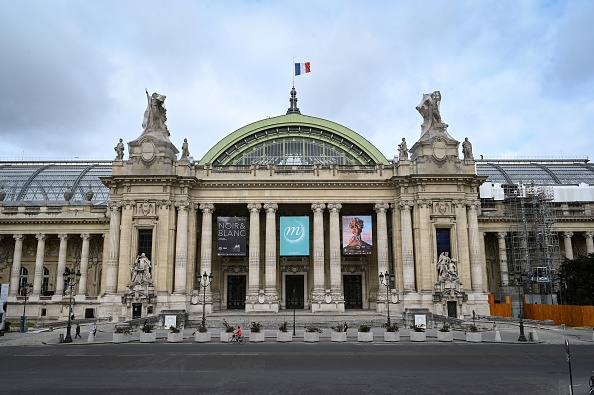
top-left (65, 354), bottom-right (102, 357)
top-left (117, 354), bottom-right (155, 357)
top-left (14, 354), bottom-right (50, 357)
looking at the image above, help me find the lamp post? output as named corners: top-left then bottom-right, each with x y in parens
top-left (62, 267), bottom-right (81, 343)
top-left (379, 271), bottom-right (395, 327)
top-left (291, 287), bottom-right (296, 336)
top-left (516, 272), bottom-right (527, 342)
top-left (198, 272), bottom-right (213, 328)
top-left (20, 283), bottom-right (33, 333)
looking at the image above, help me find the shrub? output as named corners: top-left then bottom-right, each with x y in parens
top-left (114, 325), bottom-right (131, 334)
top-left (278, 321), bottom-right (288, 332)
top-left (332, 324), bottom-right (343, 332)
top-left (413, 324), bottom-right (425, 333)
top-left (382, 322), bottom-right (399, 332)
top-left (467, 324), bottom-right (478, 333)
top-left (250, 322), bottom-right (262, 333)
top-left (198, 324), bottom-right (208, 333)
top-left (358, 324), bottom-right (371, 333)
top-left (439, 323), bottom-right (451, 332)
top-left (222, 319), bottom-right (235, 333)
top-left (4, 321), bottom-right (11, 332)
top-left (305, 325), bottom-right (322, 333)
top-left (142, 323), bottom-right (153, 333)
top-left (169, 325), bottom-right (180, 333)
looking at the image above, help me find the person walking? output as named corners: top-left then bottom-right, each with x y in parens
top-left (92, 323), bottom-right (97, 336)
top-left (75, 324), bottom-right (81, 339)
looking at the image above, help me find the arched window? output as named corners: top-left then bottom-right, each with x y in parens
top-left (42, 267), bottom-right (50, 295)
top-left (19, 267), bottom-right (28, 296)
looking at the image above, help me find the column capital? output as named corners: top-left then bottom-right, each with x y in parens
top-left (397, 199), bottom-right (414, 210)
top-left (58, 233), bottom-right (69, 241)
top-left (13, 234), bottom-right (24, 242)
top-left (263, 203), bottom-right (278, 213)
top-left (466, 200), bottom-right (481, 210)
top-left (327, 203), bottom-right (342, 212)
top-left (108, 201), bottom-right (121, 212)
top-left (584, 231), bottom-right (594, 239)
top-left (311, 203), bottom-right (326, 213)
top-left (415, 199), bottom-right (431, 208)
top-left (80, 233), bottom-right (91, 241)
top-left (374, 202), bottom-right (390, 213)
top-left (563, 231), bottom-right (573, 239)
top-left (497, 232), bottom-right (507, 239)
top-left (175, 200), bottom-right (191, 211)
top-left (159, 199), bottom-right (173, 209)
top-left (247, 203), bottom-right (261, 213)
top-left (36, 233), bottom-right (46, 241)
top-left (453, 199), bottom-right (468, 208)
top-left (199, 203), bottom-right (215, 214)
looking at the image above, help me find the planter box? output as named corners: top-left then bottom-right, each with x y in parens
top-left (410, 331), bottom-right (426, 342)
top-left (384, 331), bottom-right (400, 342)
top-left (220, 332), bottom-right (233, 343)
top-left (358, 332), bottom-right (373, 342)
top-left (331, 332), bottom-right (347, 342)
top-left (140, 332), bottom-right (156, 343)
top-left (249, 332), bottom-right (265, 342)
top-left (167, 331), bottom-right (183, 343)
top-left (304, 332), bottom-right (320, 343)
top-left (277, 332), bottom-right (292, 342)
top-left (195, 332), bottom-right (211, 343)
top-left (437, 331), bottom-right (453, 342)
top-left (465, 332), bottom-right (482, 343)
top-left (113, 333), bottom-right (131, 344)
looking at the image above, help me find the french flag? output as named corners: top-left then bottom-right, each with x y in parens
top-left (295, 62), bottom-right (311, 76)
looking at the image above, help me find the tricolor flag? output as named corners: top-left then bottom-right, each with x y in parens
top-left (295, 62), bottom-right (311, 76)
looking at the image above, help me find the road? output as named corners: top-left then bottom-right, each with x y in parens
top-left (1, 342), bottom-right (592, 395)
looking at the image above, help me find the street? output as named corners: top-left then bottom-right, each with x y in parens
top-left (1, 342), bottom-right (592, 395)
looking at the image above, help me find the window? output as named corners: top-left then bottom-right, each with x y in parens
top-left (42, 267), bottom-right (50, 295)
top-left (19, 267), bottom-right (28, 296)
top-left (138, 230), bottom-right (153, 262)
top-left (436, 229), bottom-right (451, 257)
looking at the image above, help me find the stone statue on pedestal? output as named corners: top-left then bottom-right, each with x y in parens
top-left (114, 138), bottom-right (125, 160)
top-left (130, 253), bottom-right (153, 286)
top-left (416, 91), bottom-right (448, 135)
top-left (437, 252), bottom-right (458, 282)
top-left (462, 137), bottom-right (474, 160)
top-left (180, 138), bottom-right (190, 160)
top-left (398, 138), bottom-right (408, 160)
top-left (142, 89), bottom-right (169, 137)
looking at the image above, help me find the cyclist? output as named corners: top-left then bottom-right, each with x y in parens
top-left (233, 326), bottom-right (242, 340)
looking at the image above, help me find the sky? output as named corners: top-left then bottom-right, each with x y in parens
top-left (1, 0), bottom-right (593, 162)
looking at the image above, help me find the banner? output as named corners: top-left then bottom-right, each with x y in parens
top-left (0, 284), bottom-right (8, 334)
top-left (217, 217), bottom-right (247, 256)
top-left (342, 215), bottom-right (373, 255)
top-left (280, 216), bottom-right (310, 256)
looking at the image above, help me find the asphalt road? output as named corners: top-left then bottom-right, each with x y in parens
top-left (1, 342), bottom-right (592, 395)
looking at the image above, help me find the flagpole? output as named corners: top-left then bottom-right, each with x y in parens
top-left (292, 57), bottom-right (295, 86)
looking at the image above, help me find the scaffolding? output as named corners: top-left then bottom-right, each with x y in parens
top-left (505, 183), bottom-right (560, 304)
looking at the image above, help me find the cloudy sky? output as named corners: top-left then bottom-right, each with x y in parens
top-left (1, 0), bottom-right (593, 162)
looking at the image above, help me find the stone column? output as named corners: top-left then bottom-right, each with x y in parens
top-left (55, 234), bottom-right (69, 296)
top-left (116, 201), bottom-right (134, 292)
top-left (563, 232), bottom-right (574, 260)
top-left (264, 203), bottom-right (279, 301)
top-left (585, 232), bottom-right (594, 255)
top-left (105, 202), bottom-right (121, 294)
top-left (399, 200), bottom-right (415, 292)
top-left (467, 200), bottom-right (483, 292)
top-left (247, 203), bottom-right (261, 296)
top-left (453, 200), bottom-right (472, 289)
top-left (32, 234), bottom-right (46, 296)
top-left (9, 234), bottom-right (24, 296)
top-left (497, 232), bottom-right (509, 286)
top-left (311, 203), bottom-right (326, 295)
top-left (174, 200), bottom-right (190, 293)
top-left (328, 203), bottom-right (344, 308)
top-left (416, 199), bottom-right (432, 291)
top-left (199, 203), bottom-right (215, 279)
top-left (375, 203), bottom-right (390, 311)
top-left (78, 233), bottom-right (91, 296)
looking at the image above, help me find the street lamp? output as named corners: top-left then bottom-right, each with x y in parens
top-left (20, 283), bottom-right (33, 333)
top-left (379, 271), bottom-right (395, 326)
top-left (516, 272), bottom-right (528, 342)
top-left (291, 287), bottom-right (297, 336)
top-left (198, 272), bottom-right (213, 328)
top-left (62, 267), bottom-right (81, 343)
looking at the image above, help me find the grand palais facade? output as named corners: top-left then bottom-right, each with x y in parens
top-left (1, 88), bottom-right (593, 323)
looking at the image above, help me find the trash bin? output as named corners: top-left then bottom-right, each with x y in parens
top-left (59, 334), bottom-right (64, 343)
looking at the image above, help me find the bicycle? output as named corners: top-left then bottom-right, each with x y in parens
top-left (589, 371), bottom-right (594, 395)
top-left (228, 334), bottom-right (246, 344)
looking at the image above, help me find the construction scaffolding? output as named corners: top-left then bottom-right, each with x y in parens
top-left (504, 183), bottom-right (560, 305)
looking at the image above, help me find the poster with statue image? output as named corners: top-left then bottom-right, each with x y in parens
top-left (342, 215), bottom-right (373, 255)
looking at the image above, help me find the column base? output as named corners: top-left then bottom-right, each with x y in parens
top-left (245, 290), bottom-right (279, 313)
top-left (310, 290), bottom-right (345, 313)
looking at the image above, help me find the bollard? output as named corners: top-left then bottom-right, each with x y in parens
top-left (530, 329), bottom-right (539, 342)
top-left (87, 331), bottom-right (94, 343)
top-left (494, 330), bottom-right (502, 342)
top-left (592, 328), bottom-right (593, 341)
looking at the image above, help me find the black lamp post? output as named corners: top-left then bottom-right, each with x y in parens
top-left (20, 283), bottom-right (33, 333)
top-left (62, 267), bottom-right (81, 343)
top-left (379, 271), bottom-right (395, 326)
top-left (291, 287), bottom-right (296, 336)
top-left (516, 273), bottom-right (527, 342)
top-left (199, 272), bottom-right (213, 328)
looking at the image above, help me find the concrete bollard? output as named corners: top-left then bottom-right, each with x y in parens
top-left (592, 328), bottom-right (594, 341)
top-left (87, 331), bottom-right (95, 343)
top-left (530, 329), bottom-right (539, 342)
top-left (494, 330), bottom-right (502, 342)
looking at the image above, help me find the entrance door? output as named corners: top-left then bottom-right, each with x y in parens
top-left (285, 275), bottom-right (304, 309)
top-left (343, 275), bottom-right (363, 309)
top-left (447, 301), bottom-right (457, 318)
top-left (227, 276), bottom-right (246, 310)
top-left (132, 303), bottom-right (142, 319)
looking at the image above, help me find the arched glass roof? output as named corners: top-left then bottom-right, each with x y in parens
top-left (0, 161), bottom-right (112, 204)
top-left (476, 160), bottom-right (594, 185)
top-left (199, 113), bottom-right (389, 166)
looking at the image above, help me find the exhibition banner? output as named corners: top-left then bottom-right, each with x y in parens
top-left (280, 216), bottom-right (310, 256)
top-left (342, 215), bottom-right (373, 255)
top-left (0, 284), bottom-right (8, 334)
top-left (217, 217), bottom-right (247, 256)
